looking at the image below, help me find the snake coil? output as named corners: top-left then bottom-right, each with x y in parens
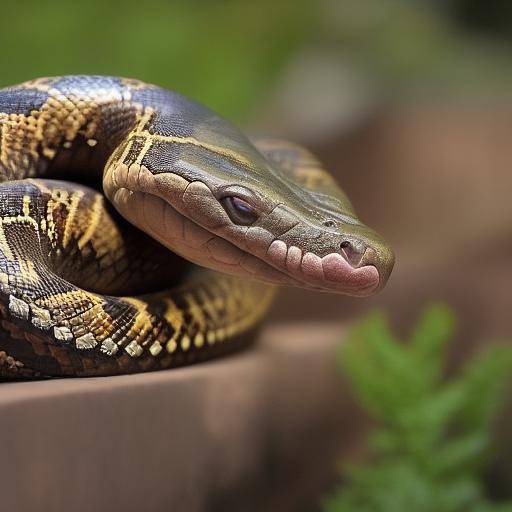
top-left (0, 76), bottom-right (394, 378)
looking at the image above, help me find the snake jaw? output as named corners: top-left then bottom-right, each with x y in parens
top-left (262, 240), bottom-right (381, 296)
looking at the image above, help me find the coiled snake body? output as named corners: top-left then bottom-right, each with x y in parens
top-left (0, 76), bottom-right (394, 378)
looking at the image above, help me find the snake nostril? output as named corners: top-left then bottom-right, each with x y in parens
top-left (340, 240), bottom-right (366, 267)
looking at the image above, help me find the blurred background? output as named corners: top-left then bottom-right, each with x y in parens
top-left (1, 0), bottom-right (511, 509)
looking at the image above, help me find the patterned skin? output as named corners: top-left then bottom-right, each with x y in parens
top-left (0, 76), bottom-right (394, 378)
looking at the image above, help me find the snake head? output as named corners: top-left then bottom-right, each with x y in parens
top-left (104, 99), bottom-right (394, 297)
top-left (198, 177), bottom-right (395, 296)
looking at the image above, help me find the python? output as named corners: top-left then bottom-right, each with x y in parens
top-left (0, 76), bottom-right (394, 377)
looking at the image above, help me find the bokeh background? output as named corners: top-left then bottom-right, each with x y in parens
top-left (1, 0), bottom-right (511, 508)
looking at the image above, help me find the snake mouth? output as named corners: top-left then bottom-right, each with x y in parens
top-left (104, 164), bottom-right (385, 296)
top-left (271, 244), bottom-right (380, 295)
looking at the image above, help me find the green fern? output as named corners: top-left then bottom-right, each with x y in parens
top-left (325, 304), bottom-right (512, 512)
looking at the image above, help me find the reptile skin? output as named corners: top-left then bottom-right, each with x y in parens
top-left (0, 76), bottom-right (394, 378)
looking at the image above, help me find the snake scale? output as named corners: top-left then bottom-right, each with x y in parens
top-left (0, 76), bottom-right (394, 378)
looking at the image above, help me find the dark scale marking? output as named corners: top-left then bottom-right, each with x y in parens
top-left (141, 140), bottom-right (184, 173)
top-left (49, 75), bottom-right (124, 91)
top-left (0, 87), bottom-right (49, 115)
top-left (122, 137), bottom-right (147, 167)
top-left (131, 87), bottom-right (202, 138)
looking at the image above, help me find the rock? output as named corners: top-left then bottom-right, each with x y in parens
top-left (0, 322), bottom-right (363, 512)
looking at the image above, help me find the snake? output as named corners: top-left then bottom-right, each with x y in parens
top-left (0, 75), bottom-right (394, 378)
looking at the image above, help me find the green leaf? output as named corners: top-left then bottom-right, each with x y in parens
top-left (326, 303), bottom-right (512, 512)
top-left (409, 302), bottom-right (455, 385)
top-left (457, 345), bottom-right (512, 432)
top-left (428, 432), bottom-right (488, 476)
top-left (339, 311), bottom-right (438, 422)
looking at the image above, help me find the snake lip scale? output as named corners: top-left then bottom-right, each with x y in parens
top-left (0, 75), bottom-right (395, 378)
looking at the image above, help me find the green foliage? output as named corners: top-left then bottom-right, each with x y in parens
top-left (3, 0), bottom-right (512, 124)
top-left (321, 0), bottom-right (512, 93)
top-left (325, 304), bottom-right (512, 512)
top-left (0, 0), bottom-right (314, 121)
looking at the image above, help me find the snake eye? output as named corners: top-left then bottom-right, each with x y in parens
top-left (323, 219), bottom-right (336, 228)
top-left (221, 196), bottom-right (259, 225)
